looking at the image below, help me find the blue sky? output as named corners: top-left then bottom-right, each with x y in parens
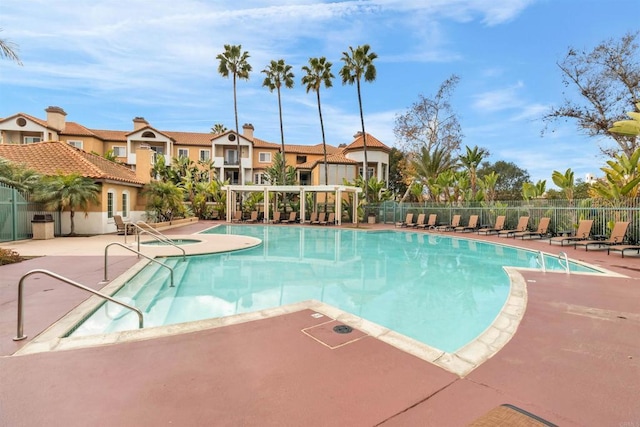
top-left (1, 0), bottom-right (637, 184)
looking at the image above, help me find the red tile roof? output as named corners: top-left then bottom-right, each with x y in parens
top-left (285, 143), bottom-right (340, 155)
top-left (297, 152), bottom-right (358, 169)
top-left (164, 131), bottom-right (213, 146)
top-left (60, 122), bottom-right (98, 137)
top-left (343, 133), bottom-right (390, 153)
top-left (90, 129), bottom-right (128, 142)
top-left (0, 141), bottom-right (144, 185)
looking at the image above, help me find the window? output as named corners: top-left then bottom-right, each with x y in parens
top-left (359, 166), bottom-right (375, 179)
top-left (225, 149), bottom-right (238, 165)
top-left (150, 146), bottom-right (164, 155)
top-left (67, 140), bottom-right (83, 149)
top-left (16, 117), bottom-right (27, 127)
top-left (122, 192), bottom-right (129, 218)
top-left (23, 136), bottom-right (41, 144)
top-left (199, 149), bottom-right (211, 161)
top-left (141, 131), bottom-right (156, 138)
top-left (112, 146), bottom-right (126, 157)
top-left (107, 191), bottom-right (115, 219)
top-left (254, 173), bottom-right (266, 184)
top-left (258, 152), bottom-right (271, 163)
top-left (296, 155), bottom-right (307, 164)
top-left (178, 148), bottom-right (189, 158)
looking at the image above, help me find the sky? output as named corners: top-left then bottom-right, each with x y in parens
top-left (0, 0), bottom-right (638, 184)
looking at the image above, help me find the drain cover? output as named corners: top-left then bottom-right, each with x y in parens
top-left (333, 324), bottom-right (353, 334)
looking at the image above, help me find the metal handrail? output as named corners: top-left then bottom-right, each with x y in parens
top-left (536, 250), bottom-right (547, 273)
top-left (104, 242), bottom-right (174, 287)
top-left (13, 269), bottom-right (144, 341)
top-left (131, 221), bottom-right (186, 261)
top-left (558, 252), bottom-right (570, 274)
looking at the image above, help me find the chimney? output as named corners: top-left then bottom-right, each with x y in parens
top-left (45, 106), bottom-right (67, 131)
top-left (353, 131), bottom-right (363, 138)
top-left (133, 117), bottom-right (149, 131)
top-left (242, 123), bottom-right (254, 140)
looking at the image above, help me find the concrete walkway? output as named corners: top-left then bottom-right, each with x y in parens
top-left (1, 221), bottom-right (639, 426)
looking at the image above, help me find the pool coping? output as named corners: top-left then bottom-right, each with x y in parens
top-left (10, 229), bottom-right (628, 378)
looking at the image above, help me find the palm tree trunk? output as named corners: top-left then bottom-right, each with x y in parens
top-left (356, 79), bottom-right (369, 202)
top-left (277, 87), bottom-right (287, 208)
top-left (317, 90), bottom-right (328, 186)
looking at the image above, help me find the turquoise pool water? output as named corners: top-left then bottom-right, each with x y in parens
top-left (69, 226), bottom-right (599, 352)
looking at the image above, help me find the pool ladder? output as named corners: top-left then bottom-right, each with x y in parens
top-left (536, 251), bottom-right (570, 274)
top-left (104, 242), bottom-right (175, 287)
top-left (13, 269), bottom-right (144, 341)
top-left (128, 221), bottom-right (186, 261)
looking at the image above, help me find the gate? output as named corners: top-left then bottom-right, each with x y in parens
top-left (0, 183), bottom-right (61, 242)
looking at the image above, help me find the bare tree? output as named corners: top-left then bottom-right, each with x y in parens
top-left (394, 74), bottom-right (462, 154)
top-left (543, 31), bottom-right (640, 157)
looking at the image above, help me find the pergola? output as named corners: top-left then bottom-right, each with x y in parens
top-left (222, 185), bottom-right (363, 225)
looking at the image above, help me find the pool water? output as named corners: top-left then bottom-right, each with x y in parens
top-left (69, 226), bottom-right (599, 352)
top-left (141, 238), bottom-right (201, 246)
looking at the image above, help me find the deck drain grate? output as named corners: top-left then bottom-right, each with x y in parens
top-left (333, 324), bottom-right (353, 334)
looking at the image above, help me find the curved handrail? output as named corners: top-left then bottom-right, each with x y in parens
top-left (104, 242), bottom-right (174, 287)
top-left (558, 252), bottom-right (570, 274)
top-left (536, 251), bottom-right (547, 273)
top-left (132, 221), bottom-right (186, 261)
top-left (14, 269), bottom-right (143, 341)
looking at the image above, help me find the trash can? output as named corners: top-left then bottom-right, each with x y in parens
top-left (32, 214), bottom-right (55, 240)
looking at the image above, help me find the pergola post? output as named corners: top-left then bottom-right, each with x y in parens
top-left (263, 187), bottom-right (269, 223)
top-left (300, 189), bottom-right (306, 223)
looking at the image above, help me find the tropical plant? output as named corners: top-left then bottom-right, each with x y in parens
top-left (0, 28), bottom-right (22, 65)
top-left (409, 145), bottom-right (456, 202)
top-left (302, 56), bottom-right (334, 185)
top-left (522, 180), bottom-right (546, 201)
top-left (33, 173), bottom-right (100, 236)
top-left (589, 148), bottom-right (640, 203)
top-left (552, 168), bottom-right (575, 201)
top-left (0, 159), bottom-right (41, 192)
top-left (262, 59), bottom-right (295, 179)
top-left (479, 171), bottom-right (500, 203)
top-left (216, 44), bottom-right (252, 185)
top-left (211, 123), bottom-right (227, 134)
top-left (264, 152), bottom-right (296, 186)
top-left (141, 181), bottom-right (185, 222)
top-left (340, 44), bottom-right (377, 201)
top-left (459, 145), bottom-right (488, 199)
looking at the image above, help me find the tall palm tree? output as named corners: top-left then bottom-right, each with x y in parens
top-left (340, 44), bottom-right (377, 201)
top-left (301, 57), bottom-right (334, 185)
top-left (410, 145), bottom-right (456, 202)
top-left (0, 29), bottom-right (22, 65)
top-left (262, 59), bottom-right (295, 180)
top-left (210, 123), bottom-right (227, 134)
top-left (458, 145), bottom-right (488, 199)
top-left (34, 173), bottom-right (100, 236)
top-left (216, 44), bottom-right (251, 185)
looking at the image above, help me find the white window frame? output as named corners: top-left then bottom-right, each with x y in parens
top-left (178, 148), bottom-right (189, 158)
top-left (107, 190), bottom-right (115, 219)
top-left (254, 173), bottom-right (266, 184)
top-left (122, 191), bottom-right (129, 218)
top-left (23, 136), bottom-right (41, 144)
top-left (258, 152), bottom-right (271, 163)
top-left (112, 146), bottom-right (126, 157)
top-left (225, 149), bottom-right (238, 164)
top-left (67, 140), bottom-right (83, 149)
top-left (199, 149), bottom-right (211, 161)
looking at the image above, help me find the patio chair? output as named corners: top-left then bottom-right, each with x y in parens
top-left (549, 219), bottom-right (593, 246)
top-left (608, 244), bottom-right (640, 258)
top-left (498, 216), bottom-right (529, 238)
top-left (469, 404), bottom-right (557, 427)
top-left (410, 213), bottom-right (425, 228)
top-left (271, 211), bottom-right (282, 224)
top-left (231, 211), bottom-right (243, 223)
top-left (575, 221), bottom-right (629, 251)
top-left (417, 214), bottom-right (437, 230)
top-left (454, 214), bottom-right (478, 233)
top-left (513, 217), bottom-right (551, 239)
top-left (311, 212), bottom-right (325, 225)
top-left (308, 212), bottom-right (318, 224)
top-left (114, 215), bottom-right (135, 235)
top-left (396, 213), bottom-right (413, 228)
top-left (320, 212), bottom-right (335, 226)
top-left (477, 215), bottom-right (506, 235)
top-left (245, 211), bottom-right (259, 223)
top-left (436, 214), bottom-right (461, 231)
top-left (281, 211), bottom-right (297, 224)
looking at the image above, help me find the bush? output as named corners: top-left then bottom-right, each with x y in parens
top-left (0, 248), bottom-right (24, 265)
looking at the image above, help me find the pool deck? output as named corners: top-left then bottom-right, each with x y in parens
top-left (1, 221), bottom-right (639, 426)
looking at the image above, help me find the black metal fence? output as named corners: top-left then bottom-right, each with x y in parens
top-left (365, 199), bottom-right (640, 244)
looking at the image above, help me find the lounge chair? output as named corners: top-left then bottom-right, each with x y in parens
top-left (454, 214), bottom-right (478, 233)
top-left (231, 211), bottom-right (243, 223)
top-left (436, 214), bottom-right (461, 231)
top-left (114, 215), bottom-right (135, 235)
top-left (469, 404), bottom-right (557, 427)
top-left (308, 212), bottom-right (318, 224)
top-left (281, 211), bottom-right (297, 224)
top-left (608, 244), bottom-right (640, 258)
top-left (575, 221), bottom-right (629, 251)
top-left (417, 214), bottom-right (437, 230)
top-left (245, 211), bottom-right (259, 223)
top-left (513, 217), bottom-right (551, 239)
top-left (477, 215), bottom-right (505, 235)
top-left (498, 216), bottom-right (529, 238)
top-left (271, 211), bottom-right (282, 224)
top-left (410, 213), bottom-right (425, 228)
top-left (311, 212), bottom-right (325, 225)
top-left (320, 212), bottom-right (335, 226)
top-left (396, 213), bottom-right (413, 228)
top-left (549, 219), bottom-right (593, 246)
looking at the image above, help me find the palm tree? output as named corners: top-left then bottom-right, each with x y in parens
top-left (410, 145), bottom-right (456, 202)
top-left (0, 29), bottom-right (22, 65)
top-left (216, 44), bottom-right (252, 185)
top-left (0, 159), bottom-right (40, 192)
top-left (141, 181), bottom-right (185, 222)
top-left (340, 44), bottom-right (378, 201)
top-left (552, 168), bottom-right (575, 202)
top-left (459, 145), bottom-right (488, 199)
top-left (210, 123), bottom-right (227, 134)
top-left (301, 57), bottom-right (334, 185)
top-left (262, 59), bottom-right (295, 180)
top-left (33, 173), bottom-right (100, 236)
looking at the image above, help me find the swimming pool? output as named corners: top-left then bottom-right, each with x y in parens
top-left (69, 225), bottom-right (599, 352)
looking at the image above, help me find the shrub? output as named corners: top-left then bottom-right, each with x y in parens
top-left (0, 248), bottom-right (24, 265)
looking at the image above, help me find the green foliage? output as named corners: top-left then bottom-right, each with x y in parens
top-left (522, 180), bottom-right (546, 200)
top-left (478, 160), bottom-right (529, 200)
top-left (264, 152), bottom-right (297, 185)
top-left (552, 168), bottom-right (575, 200)
top-left (141, 181), bottom-right (185, 222)
top-left (590, 147), bottom-right (640, 203)
top-left (0, 158), bottom-right (41, 192)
